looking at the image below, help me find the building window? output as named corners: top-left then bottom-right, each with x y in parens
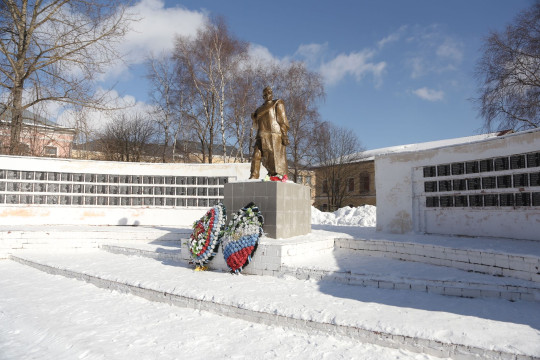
top-left (453, 179), bottom-right (466, 191)
top-left (440, 196), bottom-right (453, 207)
top-left (360, 173), bottom-right (370, 193)
top-left (305, 176), bottom-right (312, 186)
top-left (437, 164), bottom-right (450, 176)
top-left (424, 181), bottom-right (437, 192)
top-left (516, 193), bottom-right (531, 206)
top-left (514, 173), bottom-right (528, 187)
top-left (527, 153), bottom-right (540, 167)
top-left (44, 146), bottom-right (57, 157)
top-left (511, 155), bottom-right (526, 169)
top-left (423, 166), bottom-right (436, 177)
top-left (347, 178), bottom-right (354, 192)
top-left (322, 179), bottom-right (328, 194)
top-left (451, 162), bottom-right (465, 175)
top-left (297, 175), bottom-right (303, 184)
top-left (322, 204), bottom-right (328, 211)
top-left (466, 161), bottom-right (479, 174)
top-left (494, 157), bottom-right (509, 171)
top-left (426, 196), bottom-right (439, 207)
top-left (438, 180), bottom-right (452, 192)
top-left (480, 159), bottom-right (494, 172)
top-left (454, 195), bottom-right (468, 207)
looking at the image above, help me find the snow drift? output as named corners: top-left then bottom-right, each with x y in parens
top-left (311, 205), bottom-right (376, 227)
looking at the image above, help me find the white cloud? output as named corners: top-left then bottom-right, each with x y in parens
top-left (246, 39), bottom-right (387, 87)
top-left (319, 50), bottom-right (386, 86)
top-left (294, 43), bottom-right (328, 65)
top-left (100, 0), bottom-right (206, 80)
top-left (402, 26), bottom-right (464, 78)
top-left (413, 87), bottom-right (444, 101)
top-left (56, 89), bottom-right (153, 133)
top-left (408, 57), bottom-right (425, 79)
top-left (248, 44), bottom-right (282, 65)
top-left (436, 38), bottom-right (463, 63)
top-left (123, 0), bottom-right (206, 61)
top-left (378, 25), bottom-right (407, 49)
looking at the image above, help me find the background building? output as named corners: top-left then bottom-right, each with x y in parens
top-left (312, 131), bottom-right (512, 212)
top-left (0, 106), bottom-right (76, 158)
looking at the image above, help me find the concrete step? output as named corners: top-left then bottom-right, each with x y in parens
top-left (281, 249), bottom-right (540, 303)
top-left (336, 238), bottom-right (540, 283)
top-left (0, 225), bottom-right (189, 258)
top-left (8, 249), bottom-right (540, 360)
top-left (101, 242), bottom-right (540, 303)
top-left (101, 242), bottom-right (183, 263)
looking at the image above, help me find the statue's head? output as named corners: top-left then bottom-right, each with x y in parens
top-left (263, 86), bottom-right (273, 101)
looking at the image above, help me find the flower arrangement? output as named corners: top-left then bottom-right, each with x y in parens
top-left (221, 202), bottom-right (264, 273)
top-left (263, 174), bottom-right (288, 182)
top-left (189, 203), bottom-right (226, 267)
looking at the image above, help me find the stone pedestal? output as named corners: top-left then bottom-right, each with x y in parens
top-left (224, 181), bottom-right (311, 239)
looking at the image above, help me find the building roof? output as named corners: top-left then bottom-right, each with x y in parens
top-left (74, 139), bottom-right (245, 159)
top-left (0, 104), bottom-right (75, 133)
top-left (311, 130), bottom-right (519, 168)
top-left (353, 130), bottom-right (514, 162)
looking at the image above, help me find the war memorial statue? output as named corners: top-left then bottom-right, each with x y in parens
top-left (249, 86), bottom-right (290, 179)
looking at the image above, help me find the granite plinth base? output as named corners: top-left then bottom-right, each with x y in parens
top-left (224, 181), bottom-right (311, 239)
top-left (181, 236), bottom-right (334, 275)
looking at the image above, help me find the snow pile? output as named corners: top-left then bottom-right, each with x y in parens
top-left (311, 205), bottom-right (376, 226)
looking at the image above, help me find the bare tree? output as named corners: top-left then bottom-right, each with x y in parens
top-left (99, 113), bottom-right (156, 162)
top-left (145, 52), bottom-right (182, 162)
top-left (312, 121), bottom-right (364, 211)
top-left (173, 17), bottom-right (247, 163)
top-left (0, 0), bottom-right (134, 155)
top-left (475, 1), bottom-right (540, 131)
top-left (226, 62), bottom-right (266, 162)
top-left (211, 17), bottom-right (248, 163)
top-left (274, 62), bottom-right (325, 182)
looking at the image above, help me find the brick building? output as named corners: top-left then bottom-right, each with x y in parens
top-left (0, 106), bottom-right (76, 157)
top-left (312, 132), bottom-right (510, 212)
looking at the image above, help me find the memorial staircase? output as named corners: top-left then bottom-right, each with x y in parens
top-left (1, 225), bottom-right (539, 359)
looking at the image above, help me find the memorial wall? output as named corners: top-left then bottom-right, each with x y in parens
top-left (0, 155), bottom-right (256, 226)
top-left (375, 128), bottom-right (540, 241)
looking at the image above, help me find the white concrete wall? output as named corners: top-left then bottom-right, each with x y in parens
top-left (375, 129), bottom-right (540, 241)
top-left (0, 155), bottom-right (259, 226)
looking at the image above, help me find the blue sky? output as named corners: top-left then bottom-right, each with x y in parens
top-left (95, 0), bottom-right (532, 151)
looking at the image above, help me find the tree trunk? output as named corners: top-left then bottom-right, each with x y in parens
top-left (9, 86), bottom-right (24, 155)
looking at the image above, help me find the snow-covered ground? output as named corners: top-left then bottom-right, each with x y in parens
top-left (0, 205), bottom-right (539, 360)
top-left (0, 259), bottom-right (449, 360)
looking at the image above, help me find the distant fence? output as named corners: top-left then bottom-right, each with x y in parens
top-left (0, 155), bottom-right (258, 226)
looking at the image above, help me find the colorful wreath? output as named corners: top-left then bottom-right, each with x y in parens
top-left (222, 202), bottom-right (264, 273)
top-left (189, 203), bottom-right (226, 267)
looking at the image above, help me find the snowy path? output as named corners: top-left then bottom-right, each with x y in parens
top-left (0, 260), bottom-right (445, 360)
top-left (6, 248), bottom-right (540, 359)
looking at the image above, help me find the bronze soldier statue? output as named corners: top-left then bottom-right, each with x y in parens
top-left (249, 86), bottom-right (290, 179)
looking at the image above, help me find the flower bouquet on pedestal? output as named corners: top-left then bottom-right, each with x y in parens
top-left (263, 174), bottom-right (288, 182)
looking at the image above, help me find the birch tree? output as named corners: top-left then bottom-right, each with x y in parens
top-left (145, 52), bottom-right (183, 162)
top-left (226, 62), bottom-right (266, 162)
top-left (173, 17), bottom-right (247, 163)
top-left (475, 0), bottom-right (540, 130)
